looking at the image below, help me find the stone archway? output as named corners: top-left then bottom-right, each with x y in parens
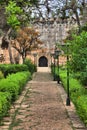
top-left (39, 56), bottom-right (48, 67)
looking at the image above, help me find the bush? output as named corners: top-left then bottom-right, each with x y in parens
top-left (0, 71), bottom-right (31, 101)
top-left (0, 71), bottom-right (31, 121)
top-left (7, 71), bottom-right (31, 94)
top-left (76, 95), bottom-right (87, 125)
top-left (0, 79), bottom-right (20, 101)
top-left (58, 68), bottom-right (87, 126)
top-left (69, 31), bottom-right (87, 85)
top-left (0, 92), bottom-right (11, 120)
top-left (0, 64), bottom-right (28, 78)
top-left (0, 71), bottom-right (4, 79)
top-left (24, 58), bottom-right (37, 74)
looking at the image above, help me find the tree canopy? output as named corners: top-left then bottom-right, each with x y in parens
top-left (11, 27), bottom-right (43, 62)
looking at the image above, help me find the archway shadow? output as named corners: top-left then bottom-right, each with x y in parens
top-left (39, 56), bottom-right (48, 67)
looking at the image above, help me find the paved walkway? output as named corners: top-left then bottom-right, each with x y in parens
top-left (0, 72), bottom-right (86, 130)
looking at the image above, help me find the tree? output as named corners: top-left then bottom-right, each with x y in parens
top-left (5, 1), bottom-right (23, 29)
top-left (69, 31), bottom-right (87, 85)
top-left (11, 27), bottom-right (43, 63)
top-left (1, 1), bottom-right (23, 64)
top-left (1, 0), bottom-right (39, 63)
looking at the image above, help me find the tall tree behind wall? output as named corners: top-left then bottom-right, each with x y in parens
top-left (0, 0), bottom-right (39, 63)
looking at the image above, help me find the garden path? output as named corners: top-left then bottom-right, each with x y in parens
top-left (0, 72), bottom-right (86, 130)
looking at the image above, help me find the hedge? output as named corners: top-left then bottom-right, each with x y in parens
top-left (0, 71), bottom-right (4, 79)
top-left (0, 71), bottom-right (31, 120)
top-left (0, 92), bottom-right (11, 120)
top-left (58, 68), bottom-right (87, 126)
top-left (24, 58), bottom-right (37, 74)
top-left (0, 64), bottom-right (28, 77)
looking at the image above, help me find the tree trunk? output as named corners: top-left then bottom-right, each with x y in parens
top-left (22, 49), bottom-right (26, 64)
top-left (73, 9), bottom-right (81, 32)
top-left (4, 28), bottom-right (14, 64)
top-left (8, 42), bottom-right (14, 64)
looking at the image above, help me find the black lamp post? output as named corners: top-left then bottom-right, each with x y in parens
top-left (53, 53), bottom-right (56, 81)
top-left (55, 50), bottom-right (61, 83)
top-left (66, 44), bottom-right (70, 106)
top-left (50, 54), bottom-right (52, 66)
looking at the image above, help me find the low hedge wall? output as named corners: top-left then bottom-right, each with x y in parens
top-left (24, 59), bottom-right (37, 74)
top-left (0, 92), bottom-right (11, 120)
top-left (0, 71), bottom-right (31, 121)
top-left (0, 71), bottom-right (4, 80)
top-left (59, 68), bottom-right (87, 126)
top-left (0, 64), bottom-right (28, 77)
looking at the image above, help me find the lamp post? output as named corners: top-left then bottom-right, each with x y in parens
top-left (53, 53), bottom-right (56, 81)
top-left (55, 50), bottom-right (61, 83)
top-left (50, 53), bottom-right (52, 66)
top-left (66, 44), bottom-right (70, 106)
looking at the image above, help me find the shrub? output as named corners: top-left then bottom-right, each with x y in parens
top-left (76, 95), bottom-right (87, 125)
top-left (24, 58), bottom-right (37, 74)
top-left (0, 64), bottom-right (28, 78)
top-left (0, 92), bottom-right (11, 120)
top-left (7, 71), bottom-right (31, 94)
top-left (0, 79), bottom-right (20, 101)
top-left (58, 68), bottom-right (87, 126)
top-left (0, 71), bottom-right (4, 79)
top-left (69, 31), bottom-right (87, 85)
top-left (0, 71), bottom-right (31, 101)
top-left (0, 71), bottom-right (31, 121)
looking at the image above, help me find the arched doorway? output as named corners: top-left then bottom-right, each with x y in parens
top-left (39, 56), bottom-right (48, 67)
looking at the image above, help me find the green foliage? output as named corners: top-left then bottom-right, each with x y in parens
top-left (24, 58), bottom-right (37, 74)
top-left (0, 64), bottom-right (28, 77)
top-left (0, 79), bottom-right (20, 101)
top-left (5, 1), bottom-right (23, 28)
top-left (0, 71), bottom-right (31, 101)
top-left (0, 71), bottom-right (31, 121)
top-left (0, 92), bottom-right (11, 120)
top-left (58, 68), bottom-right (87, 125)
top-left (7, 71), bottom-right (31, 94)
top-left (76, 95), bottom-right (87, 125)
top-left (80, 23), bottom-right (87, 32)
top-left (70, 31), bottom-right (87, 85)
top-left (0, 71), bottom-right (4, 79)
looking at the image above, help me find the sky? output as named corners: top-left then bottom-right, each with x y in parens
top-left (31, 0), bottom-right (87, 19)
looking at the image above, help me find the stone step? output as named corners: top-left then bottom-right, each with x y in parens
top-left (29, 81), bottom-right (57, 83)
top-left (37, 67), bottom-right (51, 72)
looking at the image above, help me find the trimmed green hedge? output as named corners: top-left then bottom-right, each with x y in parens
top-left (0, 71), bottom-right (31, 101)
top-left (58, 68), bottom-right (87, 126)
top-left (76, 95), bottom-right (87, 125)
top-left (0, 64), bottom-right (28, 77)
top-left (0, 71), bottom-right (4, 79)
top-left (0, 71), bottom-right (31, 120)
top-left (0, 92), bottom-right (11, 120)
top-left (24, 58), bottom-right (37, 74)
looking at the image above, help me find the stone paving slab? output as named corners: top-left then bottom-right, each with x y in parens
top-left (10, 81), bottom-right (73, 130)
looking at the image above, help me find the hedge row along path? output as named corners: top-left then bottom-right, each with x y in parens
top-left (0, 72), bottom-right (86, 130)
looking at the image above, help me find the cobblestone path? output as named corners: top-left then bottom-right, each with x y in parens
top-left (0, 72), bottom-right (86, 130)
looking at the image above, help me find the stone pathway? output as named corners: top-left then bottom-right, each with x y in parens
top-left (0, 72), bottom-right (86, 130)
